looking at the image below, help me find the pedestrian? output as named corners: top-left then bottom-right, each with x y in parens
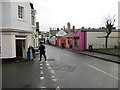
top-left (27, 45), bottom-right (35, 62)
top-left (39, 42), bottom-right (46, 61)
top-left (67, 44), bottom-right (70, 48)
top-left (27, 48), bottom-right (30, 62)
top-left (61, 43), bottom-right (65, 48)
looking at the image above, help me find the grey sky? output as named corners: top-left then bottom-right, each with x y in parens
top-left (30, 0), bottom-right (119, 31)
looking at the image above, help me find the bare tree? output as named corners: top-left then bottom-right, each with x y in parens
top-left (105, 15), bottom-right (115, 48)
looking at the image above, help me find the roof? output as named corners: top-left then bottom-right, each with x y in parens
top-left (50, 30), bottom-right (58, 36)
top-left (81, 29), bottom-right (120, 32)
top-left (56, 30), bottom-right (67, 36)
top-left (62, 32), bottom-right (75, 38)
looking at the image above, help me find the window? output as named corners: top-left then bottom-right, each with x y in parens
top-left (74, 39), bottom-right (79, 47)
top-left (18, 6), bottom-right (24, 19)
top-left (32, 15), bottom-right (35, 25)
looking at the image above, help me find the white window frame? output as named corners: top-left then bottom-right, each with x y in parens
top-left (18, 6), bottom-right (24, 20)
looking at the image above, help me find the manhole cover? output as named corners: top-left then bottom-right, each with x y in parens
top-left (51, 64), bottom-right (76, 72)
top-left (47, 58), bottom-right (55, 61)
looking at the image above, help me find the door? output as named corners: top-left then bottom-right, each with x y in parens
top-left (16, 40), bottom-right (25, 59)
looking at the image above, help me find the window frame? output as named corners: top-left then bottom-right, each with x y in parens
top-left (18, 6), bottom-right (24, 20)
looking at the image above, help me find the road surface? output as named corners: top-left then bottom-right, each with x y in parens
top-left (2, 45), bottom-right (119, 89)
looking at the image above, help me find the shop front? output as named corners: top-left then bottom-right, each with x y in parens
top-left (72, 29), bottom-right (87, 51)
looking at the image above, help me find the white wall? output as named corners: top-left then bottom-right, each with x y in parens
top-left (10, 2), bottom-right (31, 31)
top-left (87, 32), bottom-right (119, 49)
top-left (118, 1), bottom-right (120, 29)
top-left (49, 36), bottom-right (56, 45)
top-left (2, 1), bottom-right (31, 31)
top-left (1, 0), bottom-right (35, 59)
top-left (2, 1), bottom-right (11, 29)
top-left (1, 32), bottom-right (16, 58)
top-left (0, 4), bottom-right (1, 87)
top-left (0, 0), bottom-right (2, 29)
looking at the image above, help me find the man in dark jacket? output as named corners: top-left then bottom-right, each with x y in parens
top-left (39, 42), bottom-right (46, 61)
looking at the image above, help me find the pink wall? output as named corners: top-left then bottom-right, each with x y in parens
top-left (72, 29), bottom-right (87, 50)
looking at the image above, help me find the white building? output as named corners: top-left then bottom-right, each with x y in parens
top-left (118, 1), bottom-right (120, 29)
top-left (0, 0), bottom-right (36, 59)
top-left (85, 29), bottom-right (119, 49)
top-left (49, 36), bottom-right (56, 45)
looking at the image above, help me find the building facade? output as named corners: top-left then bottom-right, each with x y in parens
top-left (0, 0), bottom-right (36, 59)
top-left (72, 29), bottom-right (86, 50)
top-left (118, 1), bottom-right (120, 29)
top-left (82, 29), bottom-right (119, 49)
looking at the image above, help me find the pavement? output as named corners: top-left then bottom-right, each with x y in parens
top-left (68, 48), bottom-right (120, 64)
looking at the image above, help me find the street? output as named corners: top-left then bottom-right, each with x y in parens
top-left (2, 45), bottom-right (119, 88)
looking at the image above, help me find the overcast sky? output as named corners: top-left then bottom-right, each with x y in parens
top-left (30, 0), bottom-right (119, 31)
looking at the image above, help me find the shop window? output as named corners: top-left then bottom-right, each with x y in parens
top-left (74, 39), bottom-right (79, 47)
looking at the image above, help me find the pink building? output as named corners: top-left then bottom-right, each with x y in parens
top-left (72, 29), bottom-right (87, 50)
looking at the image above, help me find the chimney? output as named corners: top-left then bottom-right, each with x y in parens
top-left (72, 26), bottom-right (75, 32)
top-left (63, 26), bottom-right (65, 30)
top-left (57, 28), bottom-right (59, 31)
top-left (67, 22), bottom-right (71, 33)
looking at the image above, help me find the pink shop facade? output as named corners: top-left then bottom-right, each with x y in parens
top-left (72, 29), bottom-right (87, 51)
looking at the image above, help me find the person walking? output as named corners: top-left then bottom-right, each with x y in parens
top-left (27, 48), bottom-right (30, 62)
top-left (27, 45), bottom-right (35, 62)
top-left (39, 42), bottom-right (46, 61)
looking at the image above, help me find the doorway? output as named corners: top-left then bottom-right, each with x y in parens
top-left (16, 40), bottom-right (25, 59)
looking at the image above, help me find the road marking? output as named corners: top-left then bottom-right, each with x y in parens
top-left (46, 63), bottom-right (50, 66)
top-left (40, 64), bottom-right (43, 66)
top-left (52, 78), bottom-right (57, 82)
top-left (56, 86), bottom-right (60, 90)
top-left (40, 71), bottom-right (44, 75)
top-left (48, 66), bottom-right (52, 70)
top-left (41, 86), bottom-right (46, 89)
top-left (51, 75), bottom-right (55, 79)
top-left (40, 76), bottom-right (44, 80)
top-left (50, 70), bottom-right (54, 74)
top-left (40, 67), bottom-right (43, 69)
top-left (85, 63), bottom-right (119, 80)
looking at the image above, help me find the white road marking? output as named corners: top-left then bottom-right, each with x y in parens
top-left (50, 70), bottom-right (54, 74)
top-left (46, 63), bottom-right (50, 66)
top-left (51, 75), bottom-right (55, 79)
top-left (40, 71), bottom-right (44, 75)
top-left (52, 78), bottom-right (57, 82)
top-left (46, 61), bottom-right (48, 63)
top-left (40, 67), bottom-right (43, 69)
top-left (40, 64), bottom-right (43, 66)
top-left (40, 76), bottom-right (44, 80)
top-left (48, 66), bottom-right (52, 70)
top-left (56, 86), bottom-right (60, 88)
top-left (56, 86), bottom-right (60, 90)
top-left (41, 86), bottom-right (46, 89)
top-left (85, 63), bottom-right (119, 80)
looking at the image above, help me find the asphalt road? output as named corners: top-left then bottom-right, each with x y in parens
top-left (46, 45), bottom-right (119, 88)
top-left (2, 45), bottom-right (119, 89)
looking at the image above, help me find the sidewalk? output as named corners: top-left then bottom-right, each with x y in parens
top-left (68, 49), bottom-right (119, 64)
